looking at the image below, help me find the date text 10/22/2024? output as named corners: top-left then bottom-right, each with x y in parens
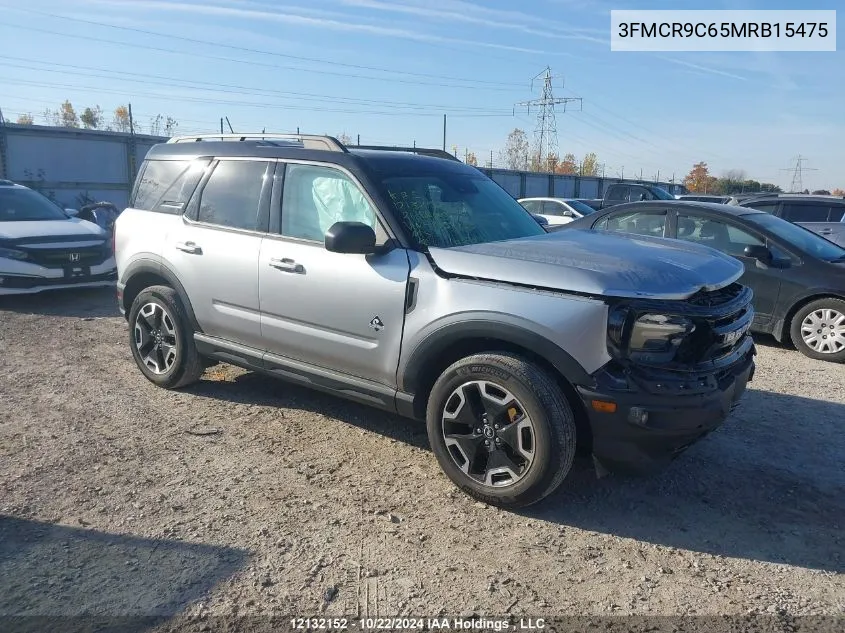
top-left (290, 617), bottom-right (547, 630)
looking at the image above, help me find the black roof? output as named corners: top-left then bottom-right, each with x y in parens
top-left (739, 194), bottom-right (845, 205)
top-left (603, 200), bottom-right (766, 216)
top-left (144, 140), bottom-right (475, 176)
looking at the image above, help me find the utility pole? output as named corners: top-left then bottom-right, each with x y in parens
top-left (782, 154), bottom-right (817, 193)
top-left (225, 117), bottom-right (234, 133)
top-left (515, 67), bottom-right (582, 171)
top-left (442, 114), bottom-right (447, 151)
top-left (490, 150), bottom-right (494, 168)
top-left (357, 134), bottom-right (360, 146)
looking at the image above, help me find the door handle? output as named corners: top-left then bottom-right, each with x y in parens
top-left (174, 241), bottom-right (202, 254)
top-left (269, 257), bottom-right (305, 274)
top-left (819, 229), bottom-right (832, 234)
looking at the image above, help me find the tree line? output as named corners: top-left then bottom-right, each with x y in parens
top-left (14, 100), bottom-right (178, 136)
top-left (500, 128), bottom-right (602, 175)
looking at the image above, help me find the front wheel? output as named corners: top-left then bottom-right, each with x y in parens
top-left (128, 285), bottom-right (206, 388)
top-left (790, 298), bottom-right (845, 363)
top-left (426, 353), bottom-right (577, 509)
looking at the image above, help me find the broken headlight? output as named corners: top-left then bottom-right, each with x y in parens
top-left (607, 307), bottom-right (696, 364)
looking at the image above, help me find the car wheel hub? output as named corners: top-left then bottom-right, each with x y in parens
top-left (441, 380), bottom-right (536, 488)
top-left (801, 308), bottom-right (845, 354)
top-left (134, 302), bottom-right (179, 374)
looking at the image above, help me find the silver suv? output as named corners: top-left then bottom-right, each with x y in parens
top-left (115, 134), bottom-right (756, 508)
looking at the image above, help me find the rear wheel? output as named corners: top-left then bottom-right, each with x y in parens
top-left (790, 298), bottom-right (845, 363)
top-left (128, 285), bottom-right (205, 388)
top-left (426, 353), bottom-right (577, 509)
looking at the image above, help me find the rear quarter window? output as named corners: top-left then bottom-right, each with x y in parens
top-left (131, 158), bottom-right (210, 214)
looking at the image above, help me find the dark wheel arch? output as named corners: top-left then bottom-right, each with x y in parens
top-left (121, 259), bottom-right (203, 333)
top-left (401, 320), bottom-right (595, 395)
top-left (399, 320), bottom-right (596, 455)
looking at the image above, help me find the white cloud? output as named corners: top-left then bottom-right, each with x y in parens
top-left (86, 0), bottom-right (562, 55)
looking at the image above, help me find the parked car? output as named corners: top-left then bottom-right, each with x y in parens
top-left (517, 197), bottom-right (598, 225)
top-left (0, 179), bottom-right (117, 295)
top-left (678, 195), bottom-right (731, 204)
top-left (737, 194), bottom-right (845, 247)
top-left (562, 200), bottom-right (845, 362)
top-left (115, 134), bottom-right (755, 508)
top-left (582, 182), bottom-right (677, 212)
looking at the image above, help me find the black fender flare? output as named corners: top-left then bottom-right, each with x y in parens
top-left (399, 319), bottom-right (596, 394)
top-left (121, 258), bottom-right (203, 333)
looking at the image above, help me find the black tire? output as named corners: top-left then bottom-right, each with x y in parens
top-left (425, 352), bottom-right (577, 509)
top-left (127, 285), bottom-right (205, 388)
top-left (789, 297), bottom-right (845, 363)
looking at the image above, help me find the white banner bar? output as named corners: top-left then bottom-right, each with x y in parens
top-left (610, 10), bottom-right (836, 52)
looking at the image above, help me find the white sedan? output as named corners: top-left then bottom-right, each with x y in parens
top-left (0, 180), bottom-right (116, 295)
top-left (518, 197), bottom-right (598, 226)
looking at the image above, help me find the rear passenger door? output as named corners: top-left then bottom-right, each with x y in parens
top-left (165, 158), bottom-right (272, 349)
top-left (258, 162), bottom-right (411, 388)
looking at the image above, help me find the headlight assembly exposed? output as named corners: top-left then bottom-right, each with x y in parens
top-left (607, 307), bottom-right (696, 364)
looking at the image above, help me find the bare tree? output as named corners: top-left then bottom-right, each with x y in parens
top-left (59, 100), bottom-right (79, 128)
top-left (501, 128), bottom-right (529, 170)
top-left (113, 105), bottom-right (131, 133)
top-left (15, 113), bottom-right (34, 125)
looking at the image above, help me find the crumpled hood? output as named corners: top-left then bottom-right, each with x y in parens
top-left (0, 219), bottom-right (106, 243)
top-left (427, 229), bottom-right (745, 300)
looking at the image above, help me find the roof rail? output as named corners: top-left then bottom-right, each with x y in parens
top-left (352, 145), bottom-right (462, 162)
top-left (166, 133), bottom-right (348, 152)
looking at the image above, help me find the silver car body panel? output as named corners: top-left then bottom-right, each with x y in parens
top-left (428, 229), bottom-right (744, 300)
top-left (397, 252), bottom-right (612, 384)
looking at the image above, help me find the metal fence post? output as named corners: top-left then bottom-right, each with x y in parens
top-left (0, 120), bottom-right (8, 180)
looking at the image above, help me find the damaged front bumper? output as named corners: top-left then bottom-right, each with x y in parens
top-left (577, 336), bottom-right (755, 472)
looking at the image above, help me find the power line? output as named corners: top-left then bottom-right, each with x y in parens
top-left (0, 78), bottom-right (513, 119)
top-left (0, 20), bottom-right (525, 93)
top-left (0, 56), bottom-right (513, 114)
top-left (7, 7), bottom-right (526, 88)
top-left (515, 67), bottom-right (581, 168)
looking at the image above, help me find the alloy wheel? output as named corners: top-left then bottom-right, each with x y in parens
top-left (441, 380), bottom-right (536, 488)
top-left (134, 302), bottom-right (178, 374)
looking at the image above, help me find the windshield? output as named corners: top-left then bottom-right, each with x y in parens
top-left (744, 212), bottom-right (845, 261)
top-left (650, 186), bottom-right (675, 200)
top-left (567, 200), bottom-right (597, 216)
top-left (0, 188), bottom-right (69, 222)
top-left (381, 173), bottom-right (546, 248)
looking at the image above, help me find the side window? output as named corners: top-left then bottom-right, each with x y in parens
top-left (629, 187), bottom-right (653, 202)
top-left (196, 160), bottom-right (268, 231)
top-left (676, 214), bottom-right (764, 257)
top-left (542, 201), bottom-right (566, 216)
top-left (744, 202), bottom-right (778, 214)
top-left (605, 185), bottom-right (627, 202)
top-left (781, 203), bottom-right (830, 223)
top-left (604, 211), bottom-right (666, 237)
top-left (828, 205), bottom-right (845, 222)
top-left (520, 200), bottom-right (540, 213)
top-left (281, 163), bottom-right (382, 243)
top-left (132, 159), bottom-right (209, 213)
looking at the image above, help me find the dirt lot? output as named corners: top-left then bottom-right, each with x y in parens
top-left (1, 288), bottom-right (844, 626)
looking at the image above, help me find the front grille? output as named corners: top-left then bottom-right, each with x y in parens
top-left (678, 283), bottom-right (754, 366)
top-left (0, 270), bottom-right (116, 289)
top-left (23, 244), bottom-right (110, 269)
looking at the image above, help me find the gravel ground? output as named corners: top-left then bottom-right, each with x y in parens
top-left (1, 288), bottom-right (844, 627)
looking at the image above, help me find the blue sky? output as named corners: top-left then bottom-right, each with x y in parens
top-left (0, 0), bottom-right (842, 189)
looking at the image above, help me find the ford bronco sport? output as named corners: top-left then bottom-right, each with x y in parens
top-left (115, 134), bottom-right (756, 509)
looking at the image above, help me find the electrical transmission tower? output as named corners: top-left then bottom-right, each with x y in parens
top-left (783, 155), bottom-right (817, 193)
top-left (515, 67), bottom-right (581, 170)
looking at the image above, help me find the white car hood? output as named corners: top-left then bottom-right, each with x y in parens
top-left (0, 218), bottom-right (106, 242)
